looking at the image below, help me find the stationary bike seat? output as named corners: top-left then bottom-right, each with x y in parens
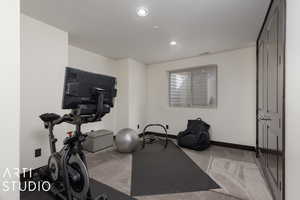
top-left (39, 113), bottom-right (61, 123)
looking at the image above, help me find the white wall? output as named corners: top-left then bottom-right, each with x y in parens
top-left (21, 15), bottom-right (122, 170)
top-left (285, 1), bottom-right (300, 199)
top-left (115, 59), bottom-right (130, 132)
top-left (0, 1), bottom-right (20, 199)
top-left (128, 59), bottom-right (147, 131)
top-left (68, 45), bottom-right (118, 133)
top-left (21, 14), bottom-right (69, 170)
top-left (114, 58), bottom-right (147, 133)
top-left (147, 47), bottom-right (256, 146)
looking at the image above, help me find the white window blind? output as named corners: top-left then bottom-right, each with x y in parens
top-left (169, 65), bottom-right (217, 107)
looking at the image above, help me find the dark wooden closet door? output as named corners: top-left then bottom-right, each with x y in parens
top-left (257, 0), bottom-right (285, 199)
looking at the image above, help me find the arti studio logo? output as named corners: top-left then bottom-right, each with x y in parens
top-left (1, 168), bottom-right (51, 192)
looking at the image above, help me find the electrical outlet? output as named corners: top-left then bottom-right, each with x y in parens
top-left (166, 124), bottom-right (169, 130)
top-left (35, 148), bottom-right (41, 157)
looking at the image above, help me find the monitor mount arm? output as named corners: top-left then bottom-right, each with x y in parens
top-left (92, 88), bottom-right (105, 121)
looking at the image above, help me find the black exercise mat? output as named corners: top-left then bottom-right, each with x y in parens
top-left (131, 140), bottom-right (219, 196)
top-left (21, 178), bottom-right (136, 200)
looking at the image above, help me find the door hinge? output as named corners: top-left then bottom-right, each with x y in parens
top-left (279, 55), bottom-right (281, 65)
top-left (279, 181), bottom-right (282, 191)
top-left (279, 118), bottom-right (281, 128)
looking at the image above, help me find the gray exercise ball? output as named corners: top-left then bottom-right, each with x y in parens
top-left (115, 128), bottom-right (139, 153)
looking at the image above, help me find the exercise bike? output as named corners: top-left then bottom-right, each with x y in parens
top-left (40, 112), bottom-right (107, 200)
top-left (39, 67), bottom-right (117, 200)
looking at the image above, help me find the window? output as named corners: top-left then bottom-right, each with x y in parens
top-left (169, 65), bottom-right (217, 108)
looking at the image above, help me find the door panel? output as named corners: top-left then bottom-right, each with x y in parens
top-left (258, 42), bottom-right (264, 111)
top-left (266, 8), bottom-right (280, 188)
top-left (258, 40), bottom-right (267, 164)
top-left (276, 1), bottom-right (285, 194)
top-left (267, 9), bottom-right (279, 114)
top-left (267, 125), bottom-right (278, 184)
top-left (257, 0), bottom-right (285, 200)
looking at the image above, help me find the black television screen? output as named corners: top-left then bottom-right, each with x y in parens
top-left (62, 67), bottom-right (117, 113)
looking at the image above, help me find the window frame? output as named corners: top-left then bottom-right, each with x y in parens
top-left (168, 65), bottom-right (218, 109)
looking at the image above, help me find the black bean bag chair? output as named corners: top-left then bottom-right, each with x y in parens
top-left (177, 118), bottom-right (210, 151)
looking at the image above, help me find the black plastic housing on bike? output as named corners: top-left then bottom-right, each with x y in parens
top-left (49, 113), bottom-right (103, 127)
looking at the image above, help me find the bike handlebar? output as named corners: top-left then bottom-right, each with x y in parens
top-left (52, 114), bottom-right (74, 125)
top-left (41, 112), bottom-right (103, 129)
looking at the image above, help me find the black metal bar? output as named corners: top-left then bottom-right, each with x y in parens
top-left (48, 123), bottom-right (57, 154)
top-left (142, 124), bottom-right (168, 148)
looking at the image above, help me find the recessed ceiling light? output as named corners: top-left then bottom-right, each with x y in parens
top-left (136, 7), bottom-right (149, 17)
top-left (170, 41), bottom-right (177, 46)
top-left (153, 25), bottom-right (160, 29)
